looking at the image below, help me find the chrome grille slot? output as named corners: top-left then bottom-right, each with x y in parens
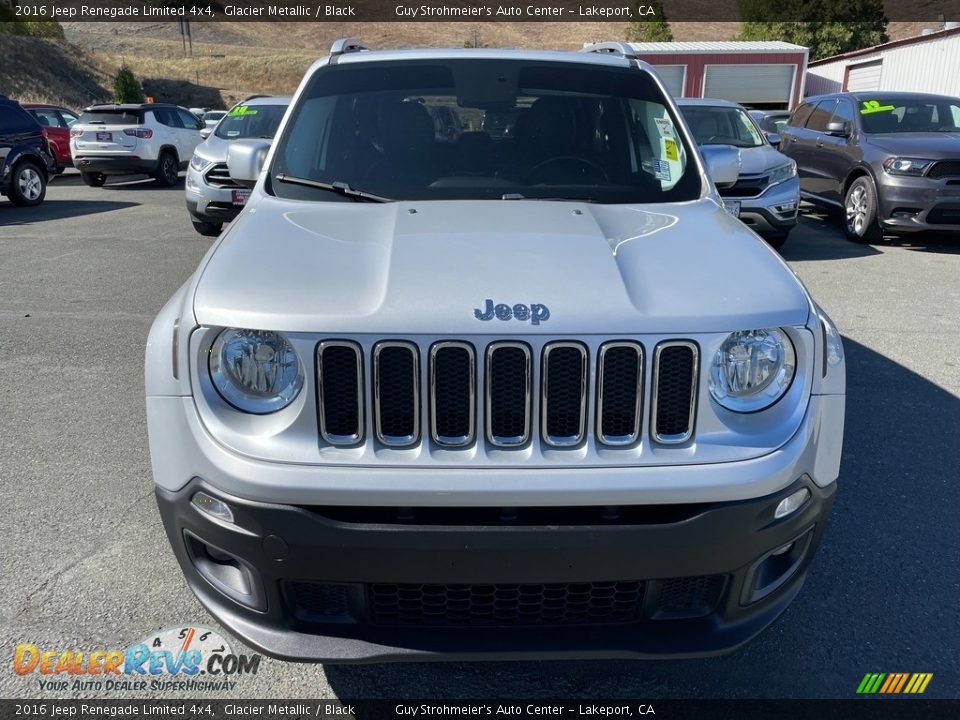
top-left (430, 342), bottom-right (476, 446)
top-left (317, 341), bottom-right (364, 445)
top-left (596, 342), bottom-right (643, 445)
top-left (541, 342), bottom-right (587, 447)
top-left (373, 342), bottom-right (420, 446)
top-left (203, 162), bottom-right (243, 189)
top-left (485, 342), bottom-right (532, 447)
top-left (651, 341), bottom-right (698, 444)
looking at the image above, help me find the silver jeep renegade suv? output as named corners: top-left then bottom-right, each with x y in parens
top-left (146, 40), bottom-right (846, 663)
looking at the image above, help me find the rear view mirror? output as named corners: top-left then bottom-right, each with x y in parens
top-left (766, 132), bottom-right (782, 148)
top-left (227, 139), bottom-right (271, 188)
top-left (700, 145), bottom-right (741, 189)
top-left (826, 121), bottom-right (850, 137)
top-left (199, 127), bottom-right (212, 139)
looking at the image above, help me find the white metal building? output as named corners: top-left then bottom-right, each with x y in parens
top-left (805, 26), bottom-right (960, 97)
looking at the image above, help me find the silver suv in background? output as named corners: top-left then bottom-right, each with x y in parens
top-left (678, 98), bottom-right (800, 249)
top-left (185, 96), bottom-right (291, 236)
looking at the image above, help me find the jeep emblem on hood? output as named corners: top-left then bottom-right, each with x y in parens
top-left (474, 299), bottom-right (550, 325)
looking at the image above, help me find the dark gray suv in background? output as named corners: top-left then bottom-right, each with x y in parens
top-left (781, 92), bottom-right (960, 242)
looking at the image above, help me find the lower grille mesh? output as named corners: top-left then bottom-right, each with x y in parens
top-left (369, 581), bottom-right (644, 626)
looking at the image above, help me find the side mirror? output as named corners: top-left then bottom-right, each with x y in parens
top-left (766, 131), bottom-right (782, 148)
top-left (199, 127), bottom-right (212, 139)
top-left (825, 121), bottom-right (850, 137)
top-left (227, 139), bottom-right (271, 188)
top-left (700, 145), bottom-right (741, 189)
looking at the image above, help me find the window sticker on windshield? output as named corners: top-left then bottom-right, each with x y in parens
top-left (653, 159), bottom-right (672, 181)
top-left (664, 138), bottom-right (678, 161)
top-left (861, 100), bottom-right (895, 115)
top-left (228, 105), bottom-right (258, 117)
top-left (654, 117), bottom-right (675, 138)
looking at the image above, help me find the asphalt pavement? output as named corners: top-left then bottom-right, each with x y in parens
top-left (1, 171), bottom-right (958, 699)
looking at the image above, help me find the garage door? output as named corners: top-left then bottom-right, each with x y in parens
top-left (650, 65), bottom-right (686, 97)
top-left (845, 61), bottom-right (883, 92)
top-left (703, 64), bottom-right (795, 106)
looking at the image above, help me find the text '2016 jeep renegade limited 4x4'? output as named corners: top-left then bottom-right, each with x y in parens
top-left (146, 41), bottom-right (846, 663)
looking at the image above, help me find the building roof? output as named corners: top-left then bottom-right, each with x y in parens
top-left (627, 41), bottom-right (807, 54)
top-left (809, 26), bottom-right (960, 66)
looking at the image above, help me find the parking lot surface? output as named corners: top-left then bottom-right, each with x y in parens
top-left (1, 172), bottom-right (958, 699)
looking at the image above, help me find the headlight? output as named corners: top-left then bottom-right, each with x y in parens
top-left (882, 157), bottom-right (935, 176)
top-left (190, 153), bottom-right (212, 172)
top-left (767, 160), bottom-right (797, 185)
top-left (209, 328), bottom-right (304, 414)
top-left (709, 329), bottom-right (796, 412)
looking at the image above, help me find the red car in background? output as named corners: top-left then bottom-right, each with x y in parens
top-left (21, 103), bottom-right (79, 173)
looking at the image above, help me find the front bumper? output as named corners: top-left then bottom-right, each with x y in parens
top-left (73, 155), bottom-right (158, 176)
top-left (876, 172), bottom-right (960, 233)
top-left (156, 475), bottom-right (834, 663)
top-left (728, 177), bottom-right (800, 238)
top-left (185, 167), bottom-right (243, 223)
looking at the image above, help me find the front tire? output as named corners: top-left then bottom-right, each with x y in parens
top-left (154, 151), bottom-right (180, 187)
top-left (843, 176), bottom-right (883, 243)
top-left (80, 171), bottom-right (106, 187)
top-left (191, 219), bottom-right (222, 237)
top-left (9, 161), bottom-right (46, 206)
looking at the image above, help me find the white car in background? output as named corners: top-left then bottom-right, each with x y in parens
top-left (202, 110), bottom-right (227, 130)
top-left (71, 103), bottom-right (204, 187)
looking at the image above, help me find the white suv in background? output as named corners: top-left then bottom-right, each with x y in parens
top-left (71, 103), bottom-right (204, 187)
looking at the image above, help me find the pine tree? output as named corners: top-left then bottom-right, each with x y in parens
top-left (626, 1), bottom-right (673, 43)
top-left (113, 65), bottom-right (145, 104)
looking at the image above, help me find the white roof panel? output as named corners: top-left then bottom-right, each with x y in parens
top-left (627, 41), bottom-right (807, 54)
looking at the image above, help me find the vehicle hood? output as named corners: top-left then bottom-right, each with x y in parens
top-left (194, 134), bottom-right (231, 162)
top-left (192, 196), bottom-right (811, 334)
top-left (737, 144), bottom-right (791, 175)
top-left (865, 132), bottom-right (960, 157)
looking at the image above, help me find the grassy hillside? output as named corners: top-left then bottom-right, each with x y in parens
top-left (0, 34), bottom-right (110, 107)
top-left (1, 21), bottom-right (938, 109)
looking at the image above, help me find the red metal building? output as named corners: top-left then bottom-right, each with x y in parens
top-left (625, 41), bottom-right (810, 110)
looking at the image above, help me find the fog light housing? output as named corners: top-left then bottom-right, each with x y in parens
top-left (192, 491), bottom-right (234, 523)
top-left (775, 201), bottom-right (798, 213)
top-left (774, 487), bottom-right (810, 520)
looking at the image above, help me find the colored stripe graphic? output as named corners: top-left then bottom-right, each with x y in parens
top-left (857, 673), bottom-right (933, 694)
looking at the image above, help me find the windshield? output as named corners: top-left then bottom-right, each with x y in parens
top-left (203, 111), bottom-right (226, 122)
top-left (270, 59), bottom-right (700, 203)
top-left (858, 97), bottom-right (960, 133)
top-left (682, 106), bottom-right (765, 148)
top-left (215, 104), bottom-right (287, 139)
top-left (78, 110), bottom-right (142, 126)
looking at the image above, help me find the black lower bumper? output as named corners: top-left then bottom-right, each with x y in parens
top-left (155, 476), bottom-right (835, 663)
top-left (186, 197), bottom-right (240, 224)
top-left (738, 205), bottom-right (798, 238)
top-left (73, 156), bottom-right (158, 175)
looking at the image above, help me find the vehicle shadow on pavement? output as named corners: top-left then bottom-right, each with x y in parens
top-left (50, 173), bottom-right (184, 191)
top-left (0, 200), bottom-right (138, 224)
top-left (323, 337), bottom-right (960, 699)
top-left (782, 211), bottom-right (882, 262)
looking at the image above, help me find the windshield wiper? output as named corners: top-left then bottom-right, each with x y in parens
top-left (274, 174), bottom-right (392, 202)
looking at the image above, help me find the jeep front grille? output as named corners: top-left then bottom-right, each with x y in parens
top-left (317, 341), bottom-right (364, 444)
top-left (541, 342), bottom-right (587, 446)
top-left (373, 342), bottom-right (420, 445)
top-left (651, 342), bottom-right (699, 444)
top-left (316, 338), bottom-right (699, 450)
top-left (486, 342), bottom-right (532, 447)
top-left (596, 342), bottom-right (643, 445)
top-left (430, 342), bottom-right (476, 446)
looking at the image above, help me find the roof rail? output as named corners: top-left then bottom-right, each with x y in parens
top-left (329, 38), bottom-right (370, 56)
top-left (581, 42), bottom-right (638, 59)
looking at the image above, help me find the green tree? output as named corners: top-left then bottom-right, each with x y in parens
top-left (113, 64), bottom-right (145, 104)
top-left (626, 1), bottom-right (673, 42)
top-left (738, 0), bottom-right (888, 61)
